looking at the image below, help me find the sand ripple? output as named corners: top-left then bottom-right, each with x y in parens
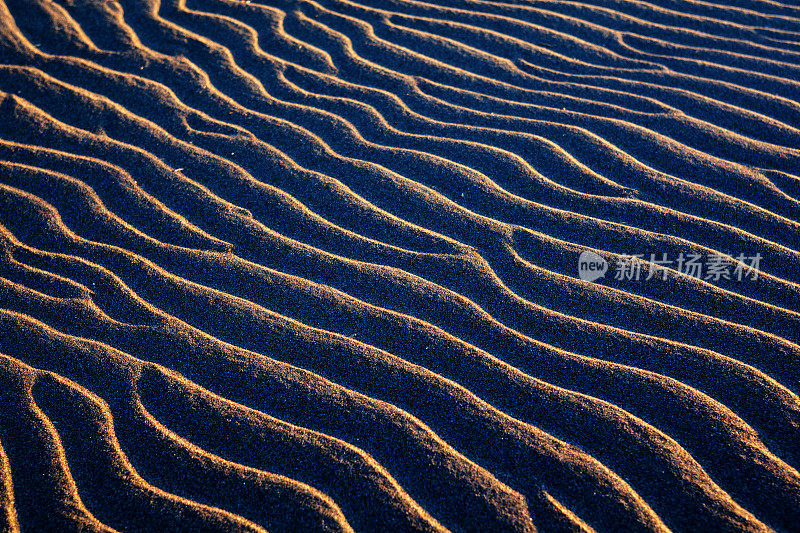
top-left (1, 0), bottom-right (800, 530)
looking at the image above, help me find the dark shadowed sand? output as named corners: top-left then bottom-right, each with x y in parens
top-left (1, 0), bottom-right (800, 531)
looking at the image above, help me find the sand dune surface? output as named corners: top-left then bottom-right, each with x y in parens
top-left (1, 0), bottom-right (800, 531)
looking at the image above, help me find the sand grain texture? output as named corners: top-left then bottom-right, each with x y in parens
top-left (1, 0), bottom-right (799, 531)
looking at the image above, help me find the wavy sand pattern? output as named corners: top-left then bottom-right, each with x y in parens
top-left (1, 0), bottom-right (800, 531)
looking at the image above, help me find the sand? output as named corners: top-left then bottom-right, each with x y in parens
top-left (1, 0), bottom-right (799, 531)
